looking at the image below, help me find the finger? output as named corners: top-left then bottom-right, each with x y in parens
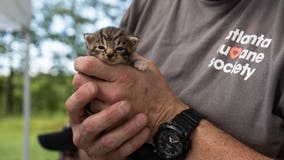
top-left (91, 99), bottom-right (109, 112)
top-left (73, 73), bottom-right (127, 103)
top-left (105, 127), bottom-right (150, 160)
top-left (132, 52), bottom-right (149, 61)
top-left (86, 99), bottom-right (108, 115)
top-left (87, 113), bottom-right (148, 157)
top-left (65, 82), bottom-right (99, 126)
top-left (73, 73), bottom-right (95, 89)
top-left (76, 101), bottom-right (131, 149)
top-left (73, 74), bottom-right (121, 102)
top-left (74, 56), bottom-right (122, 82)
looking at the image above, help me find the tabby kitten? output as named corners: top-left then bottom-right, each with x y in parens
top-left (84, 27), bottom-right (147, 71)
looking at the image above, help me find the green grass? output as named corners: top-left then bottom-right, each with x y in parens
top-left (0, 113), bottom-right (68, 160)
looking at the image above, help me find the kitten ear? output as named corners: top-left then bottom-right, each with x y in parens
top-left (84, 33), bottom-right (93, 43)
top-left (127, 35), bottom-right (139, 47)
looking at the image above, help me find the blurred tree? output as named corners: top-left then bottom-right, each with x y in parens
top-left (0, 0), bottom-right (131, 115)
top-left (0, 31), bottom-right (25, 115)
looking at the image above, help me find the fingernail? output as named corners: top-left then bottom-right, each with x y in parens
top-left (117, 102), bottom-right (130, 116)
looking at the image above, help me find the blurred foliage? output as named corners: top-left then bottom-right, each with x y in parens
top-left (0, 73), bottom-right (73, 116)
top-left (0, 0), bottom-right (131, 115)
top-left (31, 73), bottom-right (74, 114)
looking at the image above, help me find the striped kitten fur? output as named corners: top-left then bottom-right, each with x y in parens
top-left (84, 27), bottom-right (147, 71)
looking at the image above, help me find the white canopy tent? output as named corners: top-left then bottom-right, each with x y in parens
top-left (0, 0), bottom-right (31, 30)
top-left (0, 0), bottom-right (32, 160)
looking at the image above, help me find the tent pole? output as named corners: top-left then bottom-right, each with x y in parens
top-left (23, 27), bottom-right (30, 160)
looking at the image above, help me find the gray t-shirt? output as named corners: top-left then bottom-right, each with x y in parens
top-left (120, 0), bottom-right (284, 158)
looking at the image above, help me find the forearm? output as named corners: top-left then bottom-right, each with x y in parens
top-left (187, 120), bottom-right (272, 160)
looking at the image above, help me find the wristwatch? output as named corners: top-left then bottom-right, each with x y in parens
top-left (153, 108), bottom-right (204, 160)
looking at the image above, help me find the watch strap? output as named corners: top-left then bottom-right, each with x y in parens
top-left (172, 108), bottom-right (204, 134)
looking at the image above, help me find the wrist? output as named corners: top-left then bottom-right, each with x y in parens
top-left (148, 98), bottom-right (188, 142)
top-left (153, 107), bottom-right (204, 160)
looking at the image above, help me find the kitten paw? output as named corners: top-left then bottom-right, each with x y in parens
top-left (134, 60), bottom-right (148, 71)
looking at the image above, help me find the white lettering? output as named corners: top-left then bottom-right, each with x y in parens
top-left (214, 59), bottom-right (224, 70)
top-left (225, 29), bottom-right (272, 48)
top-left (223, 63), bottom-right (233, 73)
top-left (241, 35), bottom-right (251, 44)
top-left (231, 63), bottom-right (242, 74)
top-left (217, 44), bottom-right (230, 56)
top-left (241, 64), bottom-right (256, 80)
top-left (256, 35), bottom-right (264, 46)
top-left (255, 53), bottom-right (265, 63)
top-left (245, 51), bottom-right (257, 62)
top-left (218, 44), bottom-right (265, 63)
top-left (208, 58), bottom-right (256, 80)
top-left (239, 49), bottom-right (248, 59)
top-left (236, 30), bottom-right (244, 43)
top-left (225, 31), bottom-right (234, 40)
top-left (261, 39), bottom-right (272, 48)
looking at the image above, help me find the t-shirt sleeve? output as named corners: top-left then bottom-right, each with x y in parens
top-left (119, 0), bottom-right (147, 35)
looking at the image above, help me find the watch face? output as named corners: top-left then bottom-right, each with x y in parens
top-left (155, 128), bottom-right (184, 159)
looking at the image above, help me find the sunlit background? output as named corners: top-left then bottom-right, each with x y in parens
top-left (0, 0), bottom-right (131, 159)
top-left (1, 0), bottom-right (130, 75)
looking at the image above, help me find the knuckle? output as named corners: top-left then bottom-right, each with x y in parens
top-left (87, 82), bottom-right (98, 94)
top-left (81, 120), bottom-right (96, 135)
top-left (72, 132), bottom-right (81, 147)
top-left (85, 149), bottom-right (97, 160)
top-left (117, 143), bottom-right (132, 157)
top-left (104, 106), bottom-right (120, 121)
top-left (81, 58), bottom-right (94, 71)
top-left (135, 114), bottom-right (148, 127)
top-left (123, 114), bottom-right (146, 135)
top-left (117, 72), bottom-right (136, 88)
top-left (124, 122), bottom-right (137, 135)
top-left (109, 101), bottom-right (130, 117)
top-left (72, 91), bottom-right (83, 105)
top-left (72, 74), bottom-right (81, 87)
top-left (108, 91), bottom-right (123, 103)
top-left (65, 97), bottom-right (77, 114)
top-left (65, 98), bottom-right (71, 110)
top-left (99, 137), bottom-right (117, 150)
top-left (117, 150), bottom-right (128, 158)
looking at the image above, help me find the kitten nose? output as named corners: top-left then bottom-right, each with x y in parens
top-left (107, 53), bottom-right (114, 59)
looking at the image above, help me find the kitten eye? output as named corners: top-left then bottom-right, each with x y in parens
top-left (115, 47), bottom-right (125, 52)
top-left (96, 46), bottom-right (106, 51)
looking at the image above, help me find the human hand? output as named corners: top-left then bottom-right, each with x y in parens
top-left (72, 53), bottom-right (188, 139)
top-left (65, 83), bottom-right (150, 160)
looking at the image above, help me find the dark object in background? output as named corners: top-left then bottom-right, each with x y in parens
top-left (38, 126), bottom-right (77, 151)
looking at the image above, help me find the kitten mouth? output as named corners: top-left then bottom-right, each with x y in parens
top-left (94, 54), bottom-right (117, 64)
top-left (102, 58), bottom-right (120, 64)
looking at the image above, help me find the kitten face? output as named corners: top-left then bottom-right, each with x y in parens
top-left (84, 27), bottom-right (139, 65)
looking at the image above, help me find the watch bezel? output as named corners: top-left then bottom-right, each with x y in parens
top-left (153, 122), bottom-right (191, 160)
